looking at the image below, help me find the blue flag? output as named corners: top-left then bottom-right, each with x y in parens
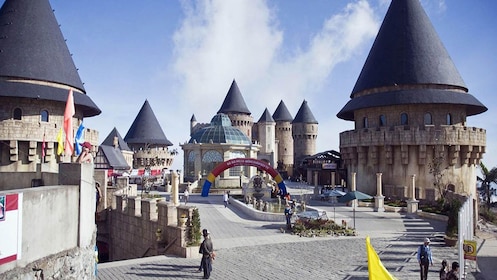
top-left (74, 123), bottom-right (85, 156)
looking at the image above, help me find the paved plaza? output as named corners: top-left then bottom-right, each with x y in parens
top-left (97, 184), bottom-right (495, 279)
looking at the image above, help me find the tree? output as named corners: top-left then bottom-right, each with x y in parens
top-left (428, 149), bottom-right (447, 202)
top-left (477, 162), bottom-right (497, 209)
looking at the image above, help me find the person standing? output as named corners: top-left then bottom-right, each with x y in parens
top-left (199, 229), bottom-right (214, 279)
top-left (77, 142), bottom-right (93, 163)
top-left (183, 188), bottom-right (189, 205)
top-left (439, 259), bottom-right (448, 279)
top-left (284, 204), bottom-right (293, 230)
top-left (445, 261), bottom-right (459, 280)
top-left (223, 191), bottom-right (229, 208)
top-left (417, 237), bottom-right (433, 280)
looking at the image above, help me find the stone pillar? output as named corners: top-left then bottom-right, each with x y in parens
top-left (331, 172), bottom-right (336, 187)
top-left (171, 170), bottom-right (180, 206)
top-left (407, 174), bottom-right (419, 217)
top-left (350, 172), bottom-right (357, 208)
top-left (374, 173), bottom-right (385, 212)
top-left (314, 171), bottom-right (319, 187)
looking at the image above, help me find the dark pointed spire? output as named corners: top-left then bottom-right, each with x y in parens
top-left (257, 108), bottom-right (275, 123)
top-left (272, 100), bottom-right (293, 122)
top-left (0, 0), bottom-right (100, 117)
top-left (292, 100), bottom-right (318, 124)
top-left (124, 100), bottom-right (173, 147)
top-left (217, 79), bottom-right (251, 115)
top-left (190, 114), bottom-right (197, 122)
top-left (337, 0), bottom-right (486, 120)
top-left (101, 127), bottom-right (131, 151)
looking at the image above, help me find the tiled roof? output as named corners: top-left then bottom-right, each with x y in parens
top-left (257, 108), bottom-right (275, 123)
top-left (101, 127), bottom-right (131, 151)
top-left (272, 100), bottom-right (293, 122)
top-left (292, 100), bottom-right (318, 124)
top-left (217, 80), bottom-right (251, 115)
top-left (124, 100), bottom-right (173, 147)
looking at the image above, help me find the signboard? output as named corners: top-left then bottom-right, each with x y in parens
top-left (322, 163), bottom-right (337, 169)
top-left (463, 240), bottom-right (477, 261)
top-left (0, 193), bottom-right (23, 265)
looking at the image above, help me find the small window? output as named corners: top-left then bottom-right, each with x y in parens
top-left (379, 115), bottom-right (386, 127)
top-left (446, 114), bottom-right (452, 125)
top-left (424, 113), bottom-right (432, 125)
top-left (13, 108), bottom-right (22, 120)
top-left (400, 113), bottom-right (408, 125)
top-left (40, 110), bottom-right (49, 122)
top-left (363, 117), bottom-right (368, 128)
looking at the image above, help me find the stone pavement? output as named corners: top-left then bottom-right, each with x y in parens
top-left (97, 187), bottom-right (496, 279)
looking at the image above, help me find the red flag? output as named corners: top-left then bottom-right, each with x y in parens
top-left (64, 89), bottom-right (75, 156)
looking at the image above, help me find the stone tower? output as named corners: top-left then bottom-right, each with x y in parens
top-left (337, 0), bottom-right (487, 200)
top-left (292, 100), bottom-right (318, 170)
top-left (218, 79), bottom-right (254, 139)
top-left (124, 100), bottom-right (174, 171)
top-left (273, 100), bottom-right (294, 178)
top-left (256, 108), bottom-right (277, 167)
top-left (0, 0), bottom-right (101, 189)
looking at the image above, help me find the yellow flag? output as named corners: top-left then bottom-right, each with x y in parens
top-left (366, 236), bottom-right (398, 280)
top-left (56, 128), bottom-right (64, 155)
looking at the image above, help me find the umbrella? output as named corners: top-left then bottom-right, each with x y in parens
top-left (338, 191), bottom-right (373, 229)
top-left (326, 190), bottom-right (346, 221)
top-left (338, 190), bottom-right (373, 203)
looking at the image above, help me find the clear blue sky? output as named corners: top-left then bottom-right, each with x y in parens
top-left (43, 0), bottom-right (496, 173)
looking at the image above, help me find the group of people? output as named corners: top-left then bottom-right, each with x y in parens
top-left (417, 237), bottom-right (460, 280)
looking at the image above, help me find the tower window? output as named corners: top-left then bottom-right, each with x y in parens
top-left (400, 113), bottom-right (408, 125)
top-left (424, 113), bottom-right (432, 125)
top-left (40, 110), bottom-right (49, 122)
top-left (446, 113), bottom-right (452, 125)
top-left (379, 115), bottom-right (386, 127)
top-left (13, 108), bottom-right (22, 120)
top-left (363, 117), bottom-right (368, 128)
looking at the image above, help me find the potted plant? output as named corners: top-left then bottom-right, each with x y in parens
top-left (187, 208), bottom-right (202, 246)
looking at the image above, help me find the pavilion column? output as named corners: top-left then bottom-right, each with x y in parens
top-left (331, 172), bottom-right (336, 187)
top-left (374, 172), bottom-right (385, 212)
top-left (171, 170), bottom-right (180, 206)
top-left (350, 172), bottom-right (358, 208)
top-left (407, 174), bottom-right (419, 216)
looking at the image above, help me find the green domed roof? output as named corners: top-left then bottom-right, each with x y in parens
top-left (189, 114), bottom-right (251, 145)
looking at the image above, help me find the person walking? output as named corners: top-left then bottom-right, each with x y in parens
top-left (439, 259), bottom-right (448, 280)
top-left (284, 204), bottom-right (293, 230)
top-left (417, 237), bottom-right (433, 280)
top-left (445, 261), bottom-right (459, 280)
top-left (183, 189), bottom-right (189, 205)
top-left (223, 191), bottom-right (229, 208)
top-left (199, 229), bottom-right (214, 279)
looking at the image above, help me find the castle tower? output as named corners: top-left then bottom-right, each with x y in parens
top-left (256, 108), bottom-right (277, 167)
top-left (292, 100), bottom-right (318, 171)
top-left (337, 0), bottom-right (487, 200)
top-left (0, 0), bottom-right (101, 189)
top-left (124, 100), bottom-right (174, 172)
top-left (95, 127), bottom-right (133, 170)
top-left (217, 79), bottom-right (253, 138)
top-left (190, 114), bottom-right (198, 136)
top-left (272, 100), bottom-right (294, 178)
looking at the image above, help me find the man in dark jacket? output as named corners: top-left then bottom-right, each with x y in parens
top-left (199, 229), bottom-right (214, 279)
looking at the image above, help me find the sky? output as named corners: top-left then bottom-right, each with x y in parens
top-left (42, 0), bottom-right (496, 174)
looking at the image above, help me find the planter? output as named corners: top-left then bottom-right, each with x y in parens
top-left (179, 217), bottom-right (188, 227)
top-left (444, 236), bottom-right (458, 247)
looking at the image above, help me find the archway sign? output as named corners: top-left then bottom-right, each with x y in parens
top-left (201, 158), bottom-right (287, 197)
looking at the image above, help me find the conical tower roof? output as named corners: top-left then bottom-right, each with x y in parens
top-left (337, 0), bottom-right (486, 121)
top-left (0, 0), bottom-right (100, 117)
top-left (124, 100), bottom-right (173, 147)
top-left (101, 127), bottom-right (131, 151)
top-left (272, 100), bottom-right (293, 122)
top-left (217, 79), bottom-right (251, 115)
top-left (292, 100), bottom-right (318, 124)
top-left (257, 108), bottom-right (275, 123)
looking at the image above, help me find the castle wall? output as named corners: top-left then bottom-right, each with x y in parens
top-left (275, 121), bottom-right (293, 176)
top-left (292, 122), bottom-right (318, 166)
top-left (0, 163), bottom-right (97, 279)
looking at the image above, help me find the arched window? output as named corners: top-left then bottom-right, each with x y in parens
top-left (424, 113), bottom-right (432, 125)
top-left (13, 108), bottom-right (22, 120)
top-left (186, 151), bottom-right (196, 178)
top-left (379, 115), bottom-right (386, 127)
top-left (40, 110), bottom-right (49, 122)
top-left (446, 113), bottom-right (452, 125)
top-left (202, 150), bottom-right (223, 176)
top-left (400, 113), bottom-right (408, 125)
top-left (363, 117), bottom-right (368, 128)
